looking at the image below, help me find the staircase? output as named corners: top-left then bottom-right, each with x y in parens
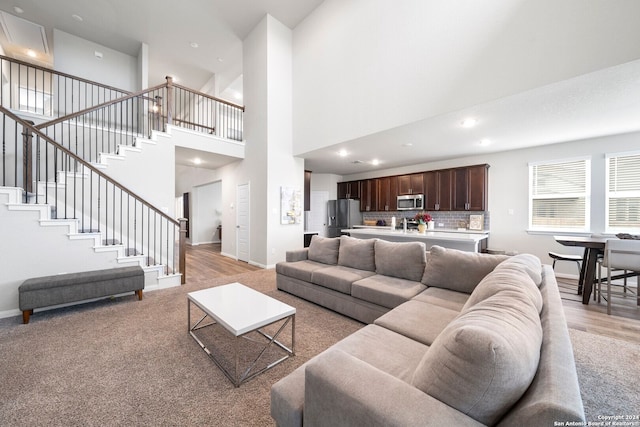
top-left (0, 55), bottom-right (244, 319)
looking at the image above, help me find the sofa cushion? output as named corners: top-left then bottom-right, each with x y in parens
top-left (352, 275), bottom-right (426, 309)
top-left (308, 235), bottom-right (340, 265)
top-left (311, 265), bottom-right (376, 294)
top-left (275, 260), bottom-right (329, 283)
top-left (332, 324), bottom-right (428, 383)
top-left (374, 240), bottom-right (426, 282)
top-left (493, 253), bottom-right (543, 286)
top-left (338, 236), bottom-right (376, 272)
top-left (463, 257), bottom-right (543, 313)
top-left (421, 245), bottom-right (508, 293)
top-left (374, 300), bottom-right (459, 346)
top-left (411, 290), bottom-right (543, 426)
top-left (411, 287), bottom-right (470, 312)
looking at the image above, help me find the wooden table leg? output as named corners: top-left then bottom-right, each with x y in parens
top-left (581, 248), bottom-right (601, 305)
top-left (577, 248), bottom-right (588, 295)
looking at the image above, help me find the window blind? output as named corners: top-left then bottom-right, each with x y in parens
top-left (607, 152), bottom-right (640, 230)
top-left (529, 159), bottom-right (589, 230)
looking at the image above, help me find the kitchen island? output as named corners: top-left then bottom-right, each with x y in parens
top-left (342, 228), bottom-right (489, 252)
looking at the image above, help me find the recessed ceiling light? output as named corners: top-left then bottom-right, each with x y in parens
top-left (13, 6), bottom-right (24, 14)
top-left (190, 42), bottom-right (199, 48)
top-left (193, 158), bottom-right (202, 165)
top-left (460, 118), bottom-right (478, 128)
top-left (371, 159), bottom-right (380, 166)
top-left (26, 49), bottom-right (36, 58)
top-left (72, 14), bottom-right (83, 22)
top-left (479, 139), bottom-right (491, 146)
top-left (338, 149), bottom-right (348, 157)
top-left (402, 143), bottom-right (413, 147)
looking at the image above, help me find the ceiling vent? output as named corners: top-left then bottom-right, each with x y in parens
top-left (351, 160), bottom-right (364, 164)
top-left (0, 11), bottom-right (50, 55)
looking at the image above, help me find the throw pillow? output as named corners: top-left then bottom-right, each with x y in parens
top-left (338, 236), bottom-right (376, 272)
top-left (307, 235), bottom-right (340, 265)
top-left (411, 291), bottom-right (543, 426)
top-left (374, 239), bottom-right (426, 282)
top-left (421, 245), bottom-right (508, 293)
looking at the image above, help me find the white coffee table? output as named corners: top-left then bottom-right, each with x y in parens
top-left (187, 282), bottom-right (296, 387)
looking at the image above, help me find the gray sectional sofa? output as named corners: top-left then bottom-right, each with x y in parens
top-left (272, 235), bottom-right (585, 426)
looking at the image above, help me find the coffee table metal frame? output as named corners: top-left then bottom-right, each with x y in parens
top-left (187, 283), bottom-right (295, 387)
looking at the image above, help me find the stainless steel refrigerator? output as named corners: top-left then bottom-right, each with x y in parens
top-left (327, 199), bottom-right (362, 237)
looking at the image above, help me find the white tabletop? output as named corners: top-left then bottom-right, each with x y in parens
top-left (188, 283), bottom-right (296, 336)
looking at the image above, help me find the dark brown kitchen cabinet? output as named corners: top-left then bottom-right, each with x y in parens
top-left (452, 164), bottom-right (488, 211)
top-left (337, 180), bottom-right (361, 199)
top-left (424, 170), bottom-right (452, 211)
top-left (360, 179), bottom-right (378, 212)
top-left (397, 173), bottom-right (424, 195)
top-left (377, 176), bottom-right (398, 211)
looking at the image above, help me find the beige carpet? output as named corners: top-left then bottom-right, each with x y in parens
top-left (0, 269), bottom-right (637, 426)
top-left (0, 270), bottom-right (362, 426)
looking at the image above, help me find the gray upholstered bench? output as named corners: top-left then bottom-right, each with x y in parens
top-left (19, 265), bottom-right (145, 324)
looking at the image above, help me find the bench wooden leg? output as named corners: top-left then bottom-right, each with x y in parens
top-left (136, 289), bottom-right (143, 300)
top-left (22, 309), bottom-right (32, 324)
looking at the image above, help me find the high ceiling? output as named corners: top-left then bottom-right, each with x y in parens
top-left (1, 1), bottom-right (639, 176)
top-left (0, 0), bottom-right (323, 97)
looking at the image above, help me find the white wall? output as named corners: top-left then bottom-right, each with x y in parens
top-left (53, 29), bottom-right (139, 91)
top-left (192, 181), bottom-right (222, 244)
top-left (292, 0), bottom-right (640, 154)
top-left (100, 134), bottom-right (175, 217)
top-left (233, 14), bottom-right (303, 268)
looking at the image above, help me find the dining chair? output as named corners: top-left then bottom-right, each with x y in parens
top-left (549, 251), bottom-right (582, 274)
top-left (597, 239), bottom-right (640, 315)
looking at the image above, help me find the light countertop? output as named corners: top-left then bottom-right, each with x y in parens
top-left (351, 225), bottom-right (489, 235)
top-left (342, 228), bottom-right (489, 252)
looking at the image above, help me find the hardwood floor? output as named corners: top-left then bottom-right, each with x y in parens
top-left (184, 244), bottom-right (640, 345)
top-left (184, 243), bottom-right (260, 283)
top-left (557, 276), bottom-right (640, 345)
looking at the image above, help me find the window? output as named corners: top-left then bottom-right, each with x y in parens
top-left (19, 86), bottom-right (52, 116)
top-left (529, 158), bottom-right (590, 231)
top-left (606, 151), bottom-right (640, 232)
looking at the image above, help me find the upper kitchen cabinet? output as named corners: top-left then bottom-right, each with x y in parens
top-left (360, 179), bottom-right (378, 212)
top-left (452, 164), bottom-right (488, 211)
top-left (397, 173), bottom-right (424, 195)
top-left (424, 170), bottom-right (452, 211)
top-left (377, 176), bottom-right (398, 211)
top-left (337, 180), bottom-right (361, 199)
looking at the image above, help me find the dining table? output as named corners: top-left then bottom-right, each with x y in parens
top-left (554, 235), bottom-right (607, 304)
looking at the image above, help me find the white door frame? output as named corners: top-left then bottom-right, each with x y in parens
top-left (236, 182), bottom-right (250, 262)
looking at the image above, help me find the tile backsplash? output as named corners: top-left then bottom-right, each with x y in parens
top-left (363, 210), bottom-right (490, 231)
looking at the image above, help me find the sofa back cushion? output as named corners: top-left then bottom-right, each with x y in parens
top-left (307, 235), bottom-right (340, 265)
top-left (462, 264), bottom-right (543, 313)
top-left (411, 289), bottom-right (543, 426)
top-left (374, 240), bottom-right (426, 282)
top-left (421, 245), bottom-right (508, 293)
top-left (493, 253), bottom-right (543, 286)
top-left (338, 236), bottom-right (376, 272)
top-left (462, 253), bottom-right (544, 314)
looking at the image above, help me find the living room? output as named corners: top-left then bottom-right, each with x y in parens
top-left (0, 0), bottom-right (639, 425)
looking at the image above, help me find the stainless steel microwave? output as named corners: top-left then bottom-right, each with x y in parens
top-left (397, 194), bottom-right (424, 210)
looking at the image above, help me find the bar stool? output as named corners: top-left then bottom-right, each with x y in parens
top-left (548, 252), bottom-right (582, 274)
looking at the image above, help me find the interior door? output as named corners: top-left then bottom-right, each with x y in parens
top-left (236, 183), bottom-right (250, 262)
